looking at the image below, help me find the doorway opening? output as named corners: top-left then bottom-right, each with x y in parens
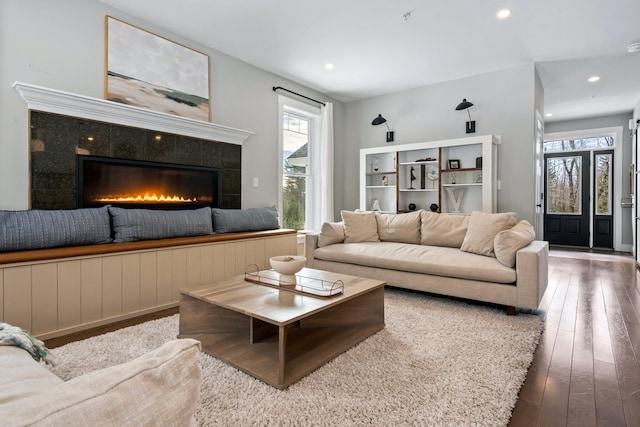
top-left (542, 133), bottom-right (616, 249)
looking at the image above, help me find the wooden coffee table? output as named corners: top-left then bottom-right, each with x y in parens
top-left (178, 268), bottom-right (385, 389)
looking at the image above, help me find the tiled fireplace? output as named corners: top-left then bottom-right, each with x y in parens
top-left (13, 82), bottom-right (253, 211)
top-left (29, 111), bottom-right (240, 210)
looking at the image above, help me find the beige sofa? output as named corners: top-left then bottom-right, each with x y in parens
top-left (306, 210), bottom-right (549, 312)
top-left (0, 338), bottom-right (202, 426)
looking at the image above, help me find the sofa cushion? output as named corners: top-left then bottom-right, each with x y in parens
top-left (341, 210), bottom-right (379, 243)
top-left (318, 221), bottom-right (345, 247)
top-left (494, 220), bottom-right (536, 267)
top-left (460, 211), bottom-right (517, 257)
top-left (211, 206), bottom-right (280, 234)
top-left (375, 211), bottom-right (421, 244)
top-left (313, 241), bottom-right (516, 283)
top-left (0, 339), bottom-right (202, 426)
top-left (109, 207), bottom-right (213, 243)
top-left (0, 346), bottom-right (63, 405)
top-left (0, 207), bottom-right (112, 252)
top-left (420, 211), bottom-right (469, 247)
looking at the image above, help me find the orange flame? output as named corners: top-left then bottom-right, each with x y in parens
top-left (95, 192), bottom-right (197, 203)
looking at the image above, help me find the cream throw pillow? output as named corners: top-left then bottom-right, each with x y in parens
top-left (375, 210), bottom-right (421, 244)
top-left (318, 221), bottom-right (345, 247)
top-left (0, 339), bottom-right (202, 426)
top-left (494, 220), bottom-right (536, 267)
top-left (420, 211), bottom-right (469, 248)
top-left (341, 210), bottom-right (379, 243)
top-left (460, 211), bottom-right (517, 257)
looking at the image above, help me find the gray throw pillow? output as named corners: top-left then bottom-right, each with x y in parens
top-left (211, 206), bottom-right (280, 234)
top-left (0, 207), bottom-right (112, 251)
top-left (109, 207), bottom-right (213, 243)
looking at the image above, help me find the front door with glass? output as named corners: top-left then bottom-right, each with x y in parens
top-left (544, 152), bottom-right (590, 246)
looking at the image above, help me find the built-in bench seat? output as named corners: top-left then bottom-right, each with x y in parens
top-left (0, 229), bottom-right (295, 265)
top-left (0, 228), bottom-right (297, 340)
top-left (0, 205), bottom-right (298, 340)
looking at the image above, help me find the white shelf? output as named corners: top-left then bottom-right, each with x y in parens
top-left (399, 161), bottom-right (438, 166)
top-left (399, 160), bottom-right (438, 166)
top-left (360, 135), bottom-right (498, 213)
top-left (367, 171), bottom-right (395, 175)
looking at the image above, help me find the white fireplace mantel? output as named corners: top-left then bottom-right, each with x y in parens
top-left (13, 81), bottom-right (254, 145)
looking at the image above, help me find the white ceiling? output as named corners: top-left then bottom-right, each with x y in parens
top-left (100, 0), bottom-right (640, 123)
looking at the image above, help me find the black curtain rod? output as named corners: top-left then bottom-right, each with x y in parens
top-left (272, 86), bottom-right (325, 106)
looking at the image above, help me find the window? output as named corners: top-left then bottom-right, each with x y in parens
top-left (543, 136), bottom-right (614, 153)
top-left (546, 156), bottom-right (582, 214)
top-left (278, 97), bottom-right (320, 230)
top-left (595, 153), bottom-right (612, 215)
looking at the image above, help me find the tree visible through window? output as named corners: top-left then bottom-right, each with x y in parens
top-left (282, 113), bottom-right (310, 230)
top-left (547, 156), bottom-right (582, 214)
top-left (544, 136), bottom-right (613, 153)
top-left (595, 153), bottom-right (611, 215)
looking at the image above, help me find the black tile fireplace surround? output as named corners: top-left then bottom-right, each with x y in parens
top-left (30, 111), bottom-right (241, 210)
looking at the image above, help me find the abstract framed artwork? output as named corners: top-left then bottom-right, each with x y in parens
top-left (105, 16), bottom-right (210, 121)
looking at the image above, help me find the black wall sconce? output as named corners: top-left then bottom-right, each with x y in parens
top-left (455, 99), bottom-right (475, 133)
top-left (372, 114), bottom-right (394, 142)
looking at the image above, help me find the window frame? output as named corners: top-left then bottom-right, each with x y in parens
top-left (277, 95), bottom-right (321, 231)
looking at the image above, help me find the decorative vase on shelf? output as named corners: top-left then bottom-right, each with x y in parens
top-left (408, 203), bottom-right (417, 211)
top-left (382, 175), bottom-right (388, 186)
top-left (373, 156), bottom-right (379, 172)
top-left (372, 198), bottom-right (381, 211)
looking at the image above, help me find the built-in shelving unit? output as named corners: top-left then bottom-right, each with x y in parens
top-left (359, 135), bottom-right (499, 214)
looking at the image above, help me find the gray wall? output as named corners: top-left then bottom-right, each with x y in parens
top-left (0, 1), bottom-right (553, 231)
top-left (341, 64), bottom-right (539, 224)
top-left (545, 113), bottom-right (634, 248)
top-left (0, 0), bottom-right (344, 210)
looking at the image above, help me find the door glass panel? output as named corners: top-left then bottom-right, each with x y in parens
top-left (547, 156), bottom-right (582, 214)
top-left (595, 153), bottom-right (612, 215)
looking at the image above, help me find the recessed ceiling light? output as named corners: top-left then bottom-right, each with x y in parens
top-left (497, 9), bottom-right (511, 19)
top-left (325, 63), bottom-right (335, 70)
top-left (588, 76), bottom-right (600, 82)
top-left (545, 113), bottom-right (553, 117)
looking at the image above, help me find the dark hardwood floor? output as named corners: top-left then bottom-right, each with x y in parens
top-left (44, 249), bottom-right (640, 426)
top-left (510, 249), bottom-right (640, 427)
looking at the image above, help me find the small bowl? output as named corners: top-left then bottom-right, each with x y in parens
top-left (270, 255), bottom-right (306, 285)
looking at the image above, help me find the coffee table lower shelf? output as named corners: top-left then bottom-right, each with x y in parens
top-left (178, 286), bottom-right (384, 389)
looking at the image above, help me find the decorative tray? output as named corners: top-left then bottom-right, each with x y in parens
top-left (244, 265), bottom-right (344, 297)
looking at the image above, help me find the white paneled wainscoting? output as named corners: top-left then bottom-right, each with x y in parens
top-left (0, 231), bottom-right (296, 340)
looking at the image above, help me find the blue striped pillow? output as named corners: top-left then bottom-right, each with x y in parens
top-left (0, 207), bottom-right (112, 252)
top-left (109, 207), bottom-right (213, 243)
top-left (211, 206), bottom-right (280, 234)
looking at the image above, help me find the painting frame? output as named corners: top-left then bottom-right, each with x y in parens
top-left (105, 16), bottom-right (210, 122)
top-left (448, 159), bottom-right (461, 169)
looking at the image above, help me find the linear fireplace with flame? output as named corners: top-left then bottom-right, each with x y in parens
top-left (78, 156), bottom-right (220, 210)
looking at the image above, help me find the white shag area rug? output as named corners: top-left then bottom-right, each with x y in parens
top-left (49, 289), bottom-right (543, 426)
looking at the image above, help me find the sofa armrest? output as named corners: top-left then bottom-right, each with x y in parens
top-left (515, 240), bottom-right (549, 310)
top-left (0, 339), bottom-right (202, 426)
top-left (305, 233), bottom-right (320, 268)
